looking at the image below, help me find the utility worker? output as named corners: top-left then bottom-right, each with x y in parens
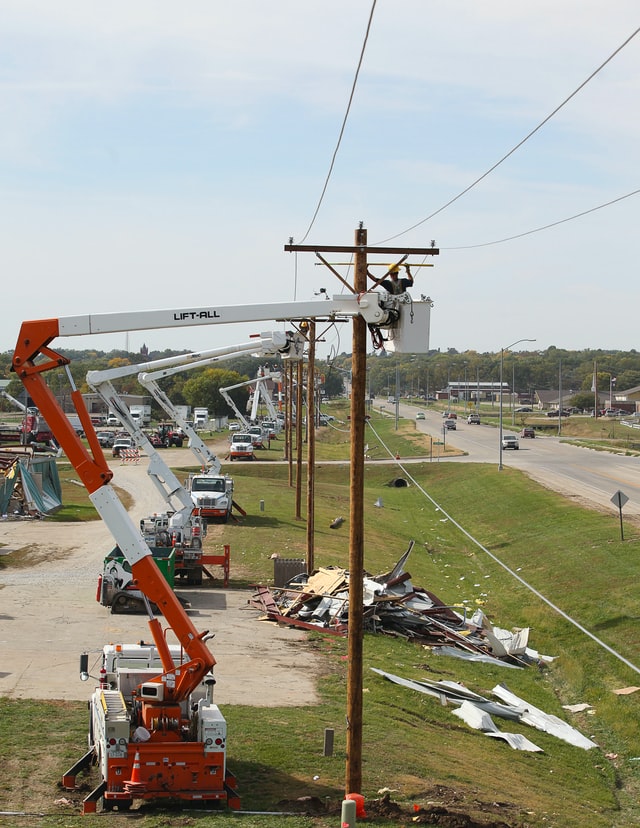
top-left (380, 263), bottom-right (414, 295)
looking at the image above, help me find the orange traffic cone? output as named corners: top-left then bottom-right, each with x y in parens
top-left (124, 750), bottom-right (147, 795)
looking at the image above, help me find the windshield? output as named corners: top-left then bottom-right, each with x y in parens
top-left (191, 477), bottom-right (225, 493)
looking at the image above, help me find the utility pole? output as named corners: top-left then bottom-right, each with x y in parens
top-left (285, 228), bottom-right (438, 797)
top-left (295, 359), bottom-right (304, 518)
top-left (286, 362), bottom-right (294, 484)
top-left (306, 320), bottom-right (316, 573)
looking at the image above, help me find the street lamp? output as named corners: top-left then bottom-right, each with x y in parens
top-left (609, 373), bottom-right (616, 410)
top-left (499, 338), bottom-right (536, 470)
top-left (463, 361), bottom-right (468, 414)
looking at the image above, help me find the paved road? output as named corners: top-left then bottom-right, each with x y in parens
top-left (387, 400), bottom-right (640, 522)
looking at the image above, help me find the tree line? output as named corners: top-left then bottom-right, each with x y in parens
top-left (2, 345), bottom-right (639, 416)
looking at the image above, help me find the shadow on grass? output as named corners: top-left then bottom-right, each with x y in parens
top-left (592, 614), bottom-right (640, 631)
top-left (230, 758), bottom-right (343, 813)
top-left (129, 759), bottom-right (343, 817)
top-left (235, 515), bottom-right (290, 528)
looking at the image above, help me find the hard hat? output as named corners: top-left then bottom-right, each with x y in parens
top-left (388, 264), bottom-right (400, 274)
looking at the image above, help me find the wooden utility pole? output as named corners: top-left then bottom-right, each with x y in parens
top-left (346, 225), bottom-right (367, 795)
top-left (286, 362), bottom-right (294, 484)
top-left (295, 358), bottom-right (304, 518)
top-left (284, 229), bottom-right (438, 797)
top-left (306, 320), bottom-right (316, 574)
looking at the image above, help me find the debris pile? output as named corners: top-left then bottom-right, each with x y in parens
top-left (372, 669), bottom-right (598, 752)
top-left (249, 543), bottom-right (548, 668)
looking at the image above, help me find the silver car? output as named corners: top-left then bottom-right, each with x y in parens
top-left (501, 435), bottom-right (519, 450)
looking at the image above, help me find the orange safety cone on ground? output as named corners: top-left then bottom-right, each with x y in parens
top-left (124, 750), bottom-right (147, 795)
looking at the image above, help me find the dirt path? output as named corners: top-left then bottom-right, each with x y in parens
top-left (0, 449), bottom-right (320, 705)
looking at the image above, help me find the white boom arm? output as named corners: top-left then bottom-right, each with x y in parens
top-left (0, 380), bottom-right (28, 413)
top-left (51, 291), bottom-right (430, 356)
top-left (220, 372), bottom-right (280, 428)
top-left (87, 374), bottom-right (195, 517)
top-left (219, 385), bottom-right (249, 430)
top-left (249, 371), bottom-right (280, 422)
top-left (85, 334), bottom-right (298, 512)
top-left (138, 332), bottom-right (303, 471)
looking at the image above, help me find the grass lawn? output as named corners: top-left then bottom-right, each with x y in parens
top-left (3, 409), bottom-right (640, 826)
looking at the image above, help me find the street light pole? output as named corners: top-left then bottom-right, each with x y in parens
top-left (499, 338), bottom-right (536, 470)
top-left (463, 361), bottom-right (468, 414)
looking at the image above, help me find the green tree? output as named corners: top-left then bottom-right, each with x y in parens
top-left (182, 368), bottom-right (249, 417)
top-left (569, 392), bottom-right (596, 412)
top-left (321, 368), bottom-right (346, 398)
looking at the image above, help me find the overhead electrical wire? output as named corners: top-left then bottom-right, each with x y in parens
top-left (376, 24), bottom-right (640, 245)
top-left (297, 0), bottom-right (377, 244)
top-left (442, 187), bottom-right (640, 250)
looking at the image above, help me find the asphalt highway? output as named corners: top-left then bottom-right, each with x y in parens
top-left (389, 400), bottom-right (640, 522)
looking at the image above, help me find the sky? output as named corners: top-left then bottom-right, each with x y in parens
top-left (1, 1), bottom-right (638, 362)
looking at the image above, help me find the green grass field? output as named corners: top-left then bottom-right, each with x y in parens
top-left (3, 410), bottom-right (640, 826)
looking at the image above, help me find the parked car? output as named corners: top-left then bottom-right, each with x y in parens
top-left (515, 406), bottom-right (533, 413)
top-left (501, 434), bottom-right (519, 450)
top-left (416, 411), bottom-right (425, 420)
top-left (520, 426), bottom-right (535, 439)
top-left (96, 431), bottom-right (115, 448)
top-left (112, 436), bottom-right (135, 457)
top-left (444, 418), bottom-right (456, 431)
top-left (467, 413), bottom-right (480, 424)
top-left (546, 409), bottom-right (570, 417)
top-left (228, 422), bottom-right (241, 431)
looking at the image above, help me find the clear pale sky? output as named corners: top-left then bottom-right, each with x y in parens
top-left (2, 2), bottom-right (638, 360)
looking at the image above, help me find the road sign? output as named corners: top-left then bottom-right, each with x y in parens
top-left (611, 490), bottom-right (628, 540)
top-left (611, 490), bottom-right (629, 509)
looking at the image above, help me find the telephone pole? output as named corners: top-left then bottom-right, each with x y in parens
top-left (285, 227), bottom-right (438, 796)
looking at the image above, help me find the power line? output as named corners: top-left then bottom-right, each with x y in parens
top-left (443, 187), bottom-right (640, 250)
top-left (376, 25), bottom-right (640, 245)
top-left (297, 0), bottom-right (378, 244)
top-left (366, 419), bottom-right (640, 678)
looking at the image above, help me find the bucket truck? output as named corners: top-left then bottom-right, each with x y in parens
top-left (137, 331), bottom-right (303, 523)
top-left (219, 368), bottom-right (281, 435)
top-left (11, 287), bottom-right (430, 813)
top-left (85, 363), bottom-right (210, 590)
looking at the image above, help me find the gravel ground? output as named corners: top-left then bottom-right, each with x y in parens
top-left (0, 448), bottom-right (320, 705)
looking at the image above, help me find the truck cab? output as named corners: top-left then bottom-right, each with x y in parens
top-left (186, 472), bottom-right (234, 523)
top-left (229, 433), bottom-right (254, 461)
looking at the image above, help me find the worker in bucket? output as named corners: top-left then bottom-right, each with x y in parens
top-left (380, 263), bottom-right (413, 295)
